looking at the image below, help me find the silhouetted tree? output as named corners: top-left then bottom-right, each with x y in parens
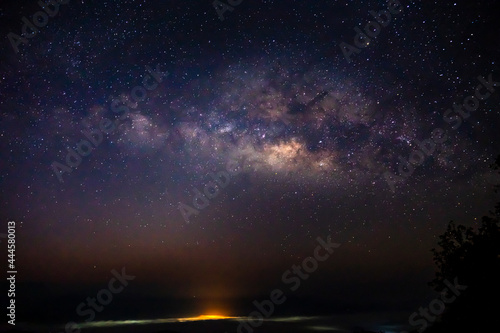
top-left (424, 155), bottom-right (500, 332)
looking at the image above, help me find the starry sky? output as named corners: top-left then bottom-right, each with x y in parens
top-left (1, 0), bottom-right (499, 329)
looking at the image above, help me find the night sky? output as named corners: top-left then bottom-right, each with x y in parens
top-left (1, 0), bottom-right (499, 332)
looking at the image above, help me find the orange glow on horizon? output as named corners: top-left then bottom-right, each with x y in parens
top-left (195, 314), bottom-right (231, 320)
top-left (176, 314), bottom-right (237, 322)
